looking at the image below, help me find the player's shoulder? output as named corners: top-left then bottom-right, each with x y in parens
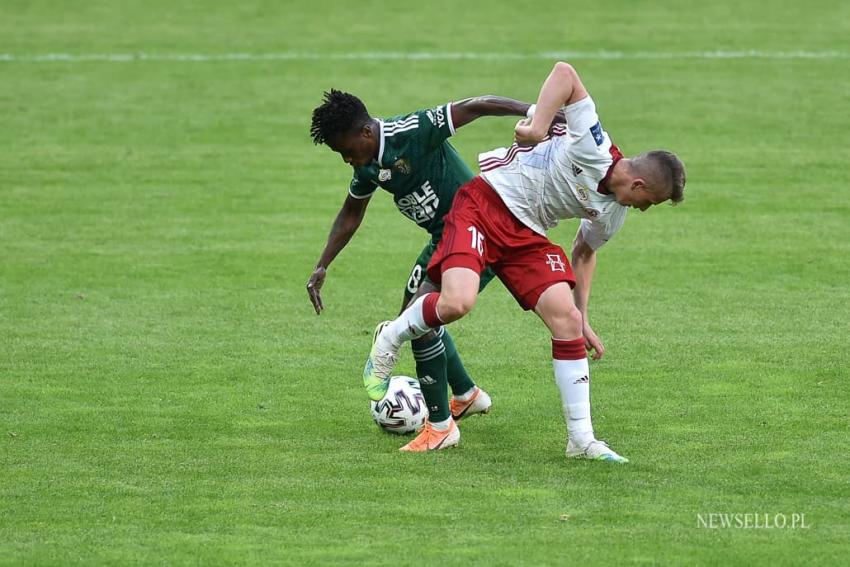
top-left (565, 125), bottom-right (616, 167)
top-left (383, 110), bottom-right (422, 139)
top-left (350, 162), bottom-right (379, 184)
top-left (385, 100), bottom-right (451, 126)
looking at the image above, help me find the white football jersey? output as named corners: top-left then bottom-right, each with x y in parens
top-left (479, 96), bottom-right (627, 250)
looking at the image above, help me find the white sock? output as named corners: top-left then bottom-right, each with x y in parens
top-left (430, 417), bottom-right (452, 431)
top-left (553, 357), bottom-right (595, 447)
top-left (379, 295), bottom-right (434, 350)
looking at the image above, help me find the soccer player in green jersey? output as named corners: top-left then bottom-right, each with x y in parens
top-left (308, 89), bottom-right (550, 448)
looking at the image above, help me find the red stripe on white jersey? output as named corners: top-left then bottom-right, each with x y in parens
top-left (479, 128), bottom-right (568, 172)
top-left (480, 144), bottom-right (534, 172)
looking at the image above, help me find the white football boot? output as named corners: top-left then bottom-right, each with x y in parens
top-left (363, 321), bottom-right (400, 401)
top-left (566, 439), bottom-right (629, 463)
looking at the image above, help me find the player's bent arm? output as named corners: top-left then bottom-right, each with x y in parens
top-left (315, 193), bottom-right (370, 270)
top-left (307, 194), bottom-right (371, 314)
top-left (518, 62), bottom-right (590, 144)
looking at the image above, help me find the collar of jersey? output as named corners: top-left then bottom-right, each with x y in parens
top-left (376, 119), bottom-right (386, 167)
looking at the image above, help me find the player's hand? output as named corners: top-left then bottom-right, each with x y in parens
top-left (306, 266), bottom-right (327, 315)
top-left (583, 323), bottom-right (605, 360)
top-left (514, 118), bottom-right (546, 147)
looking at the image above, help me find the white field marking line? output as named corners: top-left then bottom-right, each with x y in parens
top-left (0, 50), bottom-right (849, 62)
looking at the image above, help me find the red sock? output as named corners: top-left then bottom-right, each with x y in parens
top-left (552, 337), bottom-right (586, 360)
top-left (422, 292), bottom-right (443, 328)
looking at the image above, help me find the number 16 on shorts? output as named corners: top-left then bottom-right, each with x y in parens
top-left (467, 226), bottom-right (484, 256)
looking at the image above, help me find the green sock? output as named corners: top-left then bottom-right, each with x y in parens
top-left (440, 327), bottom-right (476, 396)
top-left (412, 333), bottom-right (450, 423)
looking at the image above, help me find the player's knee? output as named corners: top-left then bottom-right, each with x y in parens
top-left (566, 303), bottom-right (583, 327)
top-left (437, 292), bottom-right (476, 323)
top-left (548, 304), bottom-right (583, 338)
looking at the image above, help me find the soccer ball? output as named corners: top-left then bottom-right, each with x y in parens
top-left (370, 376), bottom-right (428, 434)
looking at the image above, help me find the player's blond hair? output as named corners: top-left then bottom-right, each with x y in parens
top-left (633, 151), bottom-right (686, 204)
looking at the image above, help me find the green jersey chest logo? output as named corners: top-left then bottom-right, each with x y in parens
top-left (378, 169), bottom-right (392, 182)
top-left (397, 181), bottom-right (439, 224)
top-left (393, 158), bottom-right (411, 175)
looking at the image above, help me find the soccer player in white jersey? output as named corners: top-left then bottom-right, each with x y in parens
top-left (364, 62), bottom-right (686, 460)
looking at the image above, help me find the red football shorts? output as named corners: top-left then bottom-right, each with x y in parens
top-left (427, 176), bottom-right (575, 311)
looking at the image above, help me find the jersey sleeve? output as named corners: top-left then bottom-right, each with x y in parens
top-left (579, 206), bottom-right (627, 250)
top-left (416, 102), bottom-right (456, 150)
top-left (348, 170), bottom-right (377, 199)
top-left (564, 95), bottom-right (615, 175)
top-left (564, 96), bottom-right (600, 138)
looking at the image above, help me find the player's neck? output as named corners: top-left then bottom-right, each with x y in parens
top-left (602, 159), bottom-right (631, 197)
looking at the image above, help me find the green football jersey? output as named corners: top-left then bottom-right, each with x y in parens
top-left (348, 103), bottom-right (475, 237)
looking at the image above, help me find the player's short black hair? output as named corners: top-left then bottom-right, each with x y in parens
top-left (633, 150), bottom-right (687, 204)
top-left (310, 89), bottom-right (371, 145)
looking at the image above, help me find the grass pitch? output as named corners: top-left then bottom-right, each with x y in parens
top-left (2, 1), bottom-right (849, 564)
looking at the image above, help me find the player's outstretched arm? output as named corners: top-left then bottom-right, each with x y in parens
top-left (307, 194), bottom-right (370, 315)
top-left (450, 96), bottom-right (530, 129)
top-left (571, 228), bottom-right (605, 360)
top-left (515, 62), bottom-right (589, 145)
top-left (449, 95), bottom-right (567, 130)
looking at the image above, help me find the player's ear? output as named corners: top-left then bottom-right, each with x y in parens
top-left (360, 123), bottom-right (373, 139)
top-left (631, 178), bottom-right (645, 191)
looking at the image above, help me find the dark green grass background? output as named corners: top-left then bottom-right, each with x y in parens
top-left (2, 1), bottom-right (849, 564)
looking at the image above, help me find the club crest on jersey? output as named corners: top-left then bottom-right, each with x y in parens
top-left (378, 168), bottom-right (392, 182)
top-left (546, 254), bottom-right (566, 273)
top-left (585, 208), bottom-right (600, 219)
top-left (590, 122), bottom-right (604, 146)
top-left (393, 158), bottom-right (411, 175)
top-left (575, 183), bottom-right (590, 201)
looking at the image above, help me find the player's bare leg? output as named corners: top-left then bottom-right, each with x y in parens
top-left (535, 282), bottom-right (628, 463)
top-left (433, 267), bottom-right (479, 323)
